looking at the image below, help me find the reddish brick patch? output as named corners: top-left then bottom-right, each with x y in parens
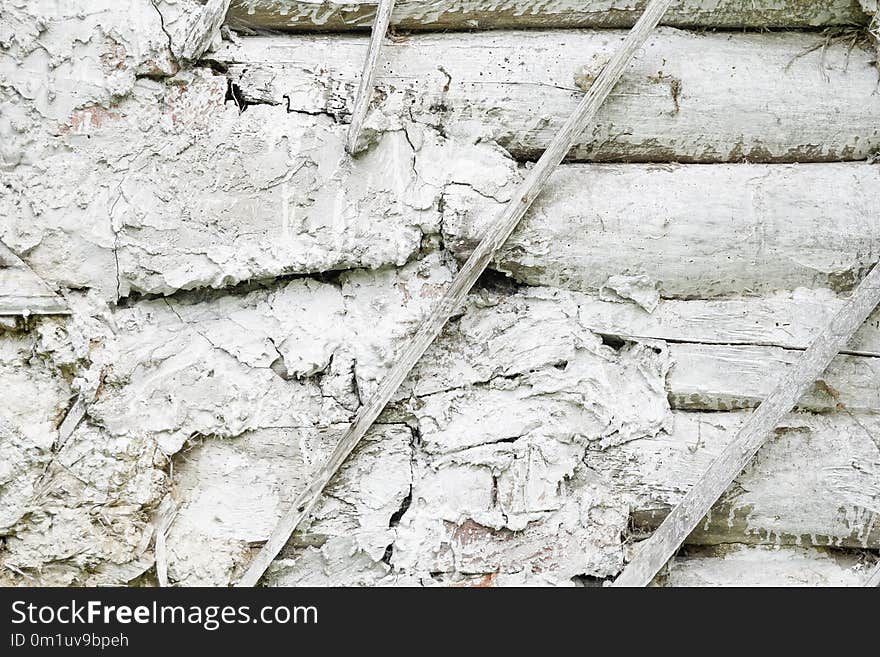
top-left (62, 105), bottom-right (121, 134)
top-left (452, 573), bottom-right (497, 587)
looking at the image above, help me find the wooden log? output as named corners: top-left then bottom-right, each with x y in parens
top-left (0, 269), bottom-right (69, 316)
top-left (658, 545), bottom-right (874, 587)
top-left (599, 411), bottom-right (880, 549)
top-left (226, 0), bottom-right (871, 32)
top-left (442, 163), bottom-right (880, 298)
top-left (235, 0), bottom-right (675, 587)
top-left (216, 30), bottom-right (880, 163)
top-left (666, 343), bottom-right (880, 413)
top-left (404, 283), bottom-right (880, 415)
top-left (179, 0), bottom-right (233, 61)
top-left (575, 290), bottom-right (880, 358)
top-left (612, 262), bottom-right (880, 587)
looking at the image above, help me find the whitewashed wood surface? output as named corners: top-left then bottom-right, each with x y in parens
top-left (613, 262), bottom-right (880, 586)
top-left (226, 0), bottom-right (871, 31)
top-left (216, 29), bottom-right (880, 162)
top-left (443, 163), bottom-right (880, 297)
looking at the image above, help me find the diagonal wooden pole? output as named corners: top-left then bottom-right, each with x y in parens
top-left (236, 0), bottom-right (675, 586)
top-left (613, 261), bottom-right (880, 587)
top-left (864, 562), bottom-right (880, 587)
top-left (345, 0), bottom-right (397, 154)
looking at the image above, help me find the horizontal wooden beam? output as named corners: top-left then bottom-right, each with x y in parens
top-left (575, 290), bottom-right (880, 358)
top-left (667, 343), bottom-right (880, 413)
top-left (217, 29), bottom-right (880, 162)
top-left (612, 262), bottom-right (880, 586)
top-left (443, 163), bottom-right (880, 298)
top-left (607, 411), bottom-right (880, 549)
top-left (226, 0), bottom-right (870, 32)
top-left (660, 545), bottom-right (874, 587)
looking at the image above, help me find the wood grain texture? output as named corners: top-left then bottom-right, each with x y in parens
top-left (666, 343), bottom-right (880, 413)
top-left (442, 163), bottom-right (880, 298)
top-left (612, 262), bottom-right (880, 587)
top-left (865, 562), bottom-right (880, 586)
top-left (217, 30), bottom-right (880, 162)
top-left (345, 0), bottom-right (395, 154)
top-left (602, 411), bottom-right (880, 549)
top-left (179, 0), bottom-right (233, 61)
top-left (235, 0), bottom-right (674, 587)
top-left (226, 0), bottom-right (870, 31)
top-left (575, 289), bottom-right (880, 358)
top-left (152, 497), bottom-right (176, 588)
top-left (659, 545), bottom-right (875, 587)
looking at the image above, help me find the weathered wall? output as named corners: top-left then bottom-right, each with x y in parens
top-left (218, 30), bottom-right (880, 162)
top-left (0, 0), bottom-right (878, 587)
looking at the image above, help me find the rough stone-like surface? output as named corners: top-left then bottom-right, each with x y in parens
top-left (0, 330), bottom-right (72, 535)
top-left (2, 62), bottom-right (514, 300)
top-left (0, 0), bottom-right (227, 161)
top-left (6, 262), bottom-right (877, 586)
top-left (167, 423), bottom-right (413, 586)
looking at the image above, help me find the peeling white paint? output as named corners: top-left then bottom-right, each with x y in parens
top-left (216, 30), bottom-right (880, 162)
top-left (2, 1), bottom-right (878, 587)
